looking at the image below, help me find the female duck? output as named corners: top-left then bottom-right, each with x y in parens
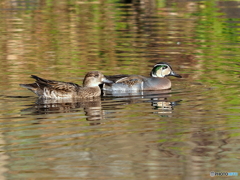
top-left (20, 71), bottom-right (111, 99)
top-left (103, 62), bottom-right (182, 91)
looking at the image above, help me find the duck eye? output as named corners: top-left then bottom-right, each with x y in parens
top-left (94, 74), bottom-right (99, 77)
top-left (162, 66), bottom-right (168, 70)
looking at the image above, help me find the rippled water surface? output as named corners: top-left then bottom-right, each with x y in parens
top-left (0, 0), bottom-right (240, 179)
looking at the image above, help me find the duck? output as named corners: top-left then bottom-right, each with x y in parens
top-left (102, 62), bottom-right (182, 91)
top-left (20, 71), bottom-right (112, 99)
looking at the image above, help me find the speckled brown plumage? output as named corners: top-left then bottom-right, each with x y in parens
top-left (115, 75), bottom-right (145, 87)
top-left (20, 71), bottom-right (111, 99)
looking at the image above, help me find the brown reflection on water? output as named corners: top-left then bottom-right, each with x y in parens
top-left (21, 97), bottom-right (104, 123)
top-left (1, 92), bottom-right (181, 179)
top-left (0, 0), bottom-right (198, 88)
top-left (20, 90), bottom-right (179, 119)
top-left (0, 132), bottom-right (8, 180)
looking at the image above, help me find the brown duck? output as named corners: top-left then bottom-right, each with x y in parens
top-left (20, 71), bottom-right (111, 99)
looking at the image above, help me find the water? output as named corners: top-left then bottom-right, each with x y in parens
top-left (0, 0), bottom-right (240, 179)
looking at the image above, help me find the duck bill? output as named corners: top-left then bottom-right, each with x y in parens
top-left (102, 77), bottom-right (113, 83)
top-left (169, 71), bottom-right (182, 78)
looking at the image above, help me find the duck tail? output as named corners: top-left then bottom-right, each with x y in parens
top-left (31, 75), bottom-right (48, 83)
top-left (19, 83), bottom-right (39, 91)
top-left (20, 83), bottom-right (42, 95)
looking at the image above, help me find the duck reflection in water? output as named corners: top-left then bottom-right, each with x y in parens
top-left (151, 97), bottom-right (181, 115)
top-left (22, 98), bottom-right (103, 125)
top-left (21, 90), bottom-right (181, 121)
top-left (102, 89), bottom-right (181, 116)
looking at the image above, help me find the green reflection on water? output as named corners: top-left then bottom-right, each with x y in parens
top-left (191, 1), bottom-right (240, 100)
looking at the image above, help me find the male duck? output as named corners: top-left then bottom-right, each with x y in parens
top-left (20, 71), bottom-right (111, 99)
top-left (103, 62), bottom-right (182, 91)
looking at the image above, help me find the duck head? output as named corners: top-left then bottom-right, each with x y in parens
top-left (150, 62), bottom-right (182, 78)
top-left (83, 71), bottom-right (112, 87)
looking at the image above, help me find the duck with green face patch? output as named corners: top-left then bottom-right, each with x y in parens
top-left (103, 62), bottom-right (182, 91)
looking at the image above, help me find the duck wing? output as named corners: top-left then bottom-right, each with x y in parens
top-left (115, 75), bottom-right (145, 86)
top-left (20, 75), bottom-right (81, 97)
top-left (105, 74), bottom-right (131, 83)
top-left (31, 75), bottom-right (81, 92)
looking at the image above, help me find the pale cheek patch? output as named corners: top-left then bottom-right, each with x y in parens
top-left (156, 70), bottom-right (163, 77)
top-left (165, 69), bottom-right (171, 76)
top-left (156, 68), bottom-right (171, 77)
